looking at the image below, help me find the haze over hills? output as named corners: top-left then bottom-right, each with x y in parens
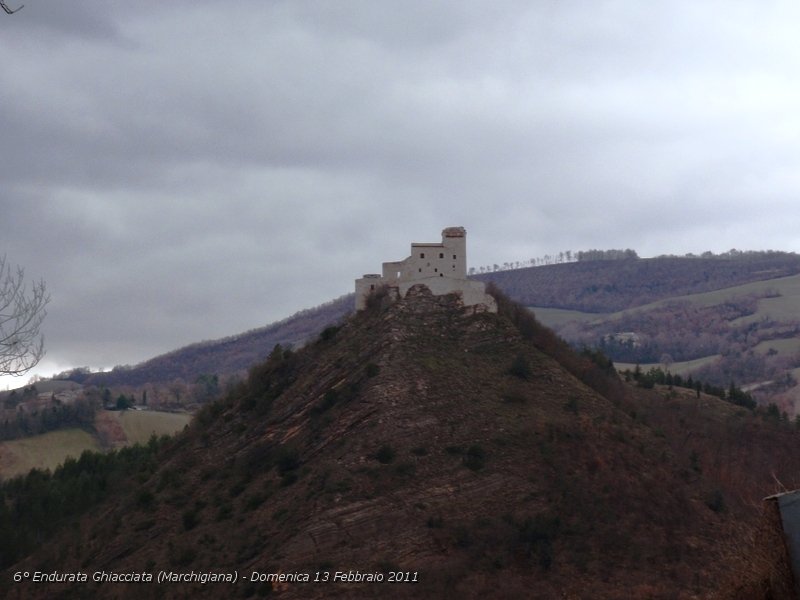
top-left (49, 250), bottom-right (800, 415)
top-left (77, 294), bottom-right (354, 388)
top-left (4, 284), bottom-right (800, 598)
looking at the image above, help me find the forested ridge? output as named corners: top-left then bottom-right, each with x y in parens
top-left (475, 251), bottom-right (800, 312)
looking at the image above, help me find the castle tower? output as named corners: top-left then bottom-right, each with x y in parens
top-left (355, 227), bottom-right (495, 312)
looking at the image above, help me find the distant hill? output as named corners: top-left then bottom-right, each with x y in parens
top-left (474, 252), bottom-right (800, 412)
top-left (3, 285), bottom-right (798, 598)
top-left (80, 294), bottom-right (354, 387)
top-left (474, 251), bottom-right (800, 312)
top-left (54, 252), bottom-right (800, 411)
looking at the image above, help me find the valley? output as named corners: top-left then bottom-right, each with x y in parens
top-left (529, 271), bottom-right (800, 414)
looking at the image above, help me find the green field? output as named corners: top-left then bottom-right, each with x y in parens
top-left (112, 410), bottom-right (192, 444)
top-left (0, 410), bottom-right (192, 480)
top-left (754, 338), bottom-right (800, 357)
top-left (532, 273), bottom-right (800, 328)
top-left (612, 273), bottom-right (800, 321)
top-left (0, 428), bottom-right (102, 479)
top-left (528, 306), bottom-right (607, 328)
top-left (616, 355), bottom-right (721, 377)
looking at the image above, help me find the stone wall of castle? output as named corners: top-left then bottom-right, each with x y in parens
top-left (355, 227), bottom-right (497, 313)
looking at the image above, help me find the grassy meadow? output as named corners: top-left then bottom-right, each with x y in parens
top-left (0, 429), bottom-right (102, 478)
top-left (0, 410), bottom-right (192, 480)
top-left (615, 355), bottom-right (721, 377)
top-left (112, 409), bottom-right (192, 443)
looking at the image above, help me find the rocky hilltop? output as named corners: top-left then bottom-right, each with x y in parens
top-left (5, 284), bottom-right (800, 598)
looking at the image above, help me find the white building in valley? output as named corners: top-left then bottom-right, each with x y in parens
top-left (355, 227), bottom-right (497, 312)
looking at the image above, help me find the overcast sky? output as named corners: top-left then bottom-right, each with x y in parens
top-left (3, 0), bottom-right (800, 386)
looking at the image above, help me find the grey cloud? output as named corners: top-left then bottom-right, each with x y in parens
top-left (3, 0), bottom-right (800, 380)
top-left (5, 2), bottom-right (123, 40)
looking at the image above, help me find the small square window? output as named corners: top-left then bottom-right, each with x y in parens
top-left (439, 253), bottom-right (444, 259)
top-left (453, 255), bottom-right (457, 259)
top-left (420, 253), bottom-right (425, 258)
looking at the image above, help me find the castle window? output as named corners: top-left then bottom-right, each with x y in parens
top-left (440, 273), bottom-right (443, 277)
top-left (439, 252), bottom-right (444, 258)
top-left (370, 284), bottom-right (375, 290)
top-left (434, 268), bottom-right (438, 273)
top-left (453, 255), bottom-right (457, 259)
top-left (420, 253), bottom-right (425, 258)
top-left (418, 268), bottom-right (422, 272)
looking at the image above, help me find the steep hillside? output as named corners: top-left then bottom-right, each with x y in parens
top-left (4, 285), bottom-right (799, 598)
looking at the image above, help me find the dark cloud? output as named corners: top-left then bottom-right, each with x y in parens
top-left (5, 2), bottom-right (123, 40)
top-left (2, 1), bottom-right (800, 384)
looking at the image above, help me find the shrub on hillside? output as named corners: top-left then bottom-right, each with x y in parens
top-left (508, 354), bottom-right (531, 380)
top-left (487, 283), bottom-right (624, 402)
top-left (375, 445), bottom-right (396, 464)
top-left (463, 445), bottom-right (486, 471)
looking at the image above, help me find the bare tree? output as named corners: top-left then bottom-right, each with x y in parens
top-left (0, 1), bottom-right (23, 15)
top-left (0, 256), bottom-right (49, 376)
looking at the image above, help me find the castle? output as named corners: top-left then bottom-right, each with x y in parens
top-left (355, 227), bottom-right (497, 312)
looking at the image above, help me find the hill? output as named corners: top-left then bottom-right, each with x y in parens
top-left (472, 252), bottom-right (800, 412)
top-left (474, 251), bottom-right (800, 313)
top-left (532, 273), bottom-right (800, 412)
top-left (3, 285), bottom-right (799, 598)
top-left (50, 252), bottom-right (800, 403)
top-left (79, 294), bottom-right (353, 387)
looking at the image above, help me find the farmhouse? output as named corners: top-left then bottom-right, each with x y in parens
top-left (355, 227), bottom-right (497, 312)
